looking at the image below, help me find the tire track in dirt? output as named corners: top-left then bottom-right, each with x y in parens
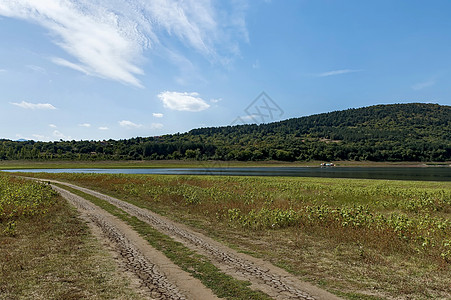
top-left (53, 185), bottom-right (219, 300)
top-left (50, 180), bottom-right (342, 300)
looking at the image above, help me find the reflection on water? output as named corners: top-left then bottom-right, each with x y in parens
top-left (2, 167), bottom-right (451, 181)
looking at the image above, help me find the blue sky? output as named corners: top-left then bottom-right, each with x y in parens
top-left (1, 0), bottom-right (450, 141)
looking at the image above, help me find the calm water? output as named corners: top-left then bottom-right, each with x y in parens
top-left (3, 167), bottom-right (451, 181)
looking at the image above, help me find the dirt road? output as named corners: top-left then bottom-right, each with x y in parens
top-left (53, 185), bottom-right (218, 300)
top-left (47, 179), bottom-right (342, 300)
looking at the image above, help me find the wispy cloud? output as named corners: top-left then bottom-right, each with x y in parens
top-left (51, 58), bottom-right (91, 76)
top-left (152, 113), bottom-right (164, 118)
top-left (98, 126), bottom-right (109, 130)
top-left (412, 80), bottom-right (435, 90)
top-left (119, 120), bottom-right (142, 129)
top-left (78, 123), bottom-right (91, 128)
top-left (158, 91), bottom-right (210, 112)
top-left (49, 124), bottom-right (57, 128)
top-left (0, 1), bottom-right (247, 87)
top-left (27, 65), bottom-right (46, 74)
top-left (317, 69), bottom-right (362, 77)
top-left (0, 68), bottom-right (6, 72)
top-left (10, 101), bottom-right (56, 110)
top-left (150, 123), bottom-right (164, 129)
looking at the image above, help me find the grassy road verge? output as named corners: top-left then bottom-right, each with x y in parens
top-left (0, 174), bottom-right (146, 299)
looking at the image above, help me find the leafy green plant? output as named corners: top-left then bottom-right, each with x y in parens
top-left (24, 172), bottom-right (451, 263)
top-left (0, 175), bottom-right (57, 236)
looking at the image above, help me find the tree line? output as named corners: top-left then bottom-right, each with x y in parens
top-left (1, 103), bottom-right (450, 162)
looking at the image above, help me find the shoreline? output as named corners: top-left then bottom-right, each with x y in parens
top-left (0, 159), bottom-right (450, 170)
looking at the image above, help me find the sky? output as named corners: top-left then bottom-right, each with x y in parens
top-left (1, 0), bottom-right (450, 142)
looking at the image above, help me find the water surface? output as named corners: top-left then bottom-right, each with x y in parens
top-left (3, 167), bottom-right (451, 181)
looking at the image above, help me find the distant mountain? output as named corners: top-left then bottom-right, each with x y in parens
top-left (1, 103), bottom-right (450, 161)
top-left (15, 139), bottom-right (28, 142)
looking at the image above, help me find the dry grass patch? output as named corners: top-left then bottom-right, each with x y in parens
top-left (0, 175), bottom-right (146, 299)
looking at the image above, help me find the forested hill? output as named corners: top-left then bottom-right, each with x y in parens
top-left (1, 103), bottom-right (450, 162)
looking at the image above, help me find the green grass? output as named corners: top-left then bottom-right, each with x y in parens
top-left (0, 174), bottom-right (147, 299)
top-left (56, 183), bottom-right (272, 300)
top-left (335, 292), bottom-right (386, 300)
top-left (26, 173), bottom-right (451, 299)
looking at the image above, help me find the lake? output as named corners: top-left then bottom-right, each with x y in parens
top-left (3, 167), bottom-right (451, 181)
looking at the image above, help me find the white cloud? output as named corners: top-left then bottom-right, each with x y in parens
top-left (78, 123), bottom-right (91, 127)
top-left (236, 114), bottom-right (259, 123)
top-left (53, 130), bottom-right (71, 140)
top-left (98, 126), bottom-right (109, 130)
top-left (157, 91), bottom-right (210, 112)
top-left (119, 120), bottom-right (142, 128)
top-left (0, 1), bottom-right (247, 87)
top-left (150, 123), bottom-right (164, 129)
top-left (52, 57), bottom-right (90, 75)
top-left (152, 113), bottom-right (164, 118)
top-left (412, 80), bottom-right (435, 90)
top-left (317, 69), bottom-right (361, 77)
top-left (49, 124), bottom-right (57, 128)
top-left (10, 101), bottom-right (56, 110)
top-left (27, 65), bottom-right (46, 74)
top-left (32, 134), bottom-right (47, 140)
top-left (210, 98), bottom-right (221, 103)
top-left (243, 114), bottom-right (258, 120)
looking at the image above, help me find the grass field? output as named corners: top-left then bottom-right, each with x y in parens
top-left (22, 172), bottom-right (450, 299)
top-left (0, 174), bottom-right (147, 299)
